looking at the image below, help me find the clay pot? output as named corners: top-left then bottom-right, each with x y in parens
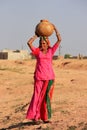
top-left (35, 19), bottom-right (54, 37)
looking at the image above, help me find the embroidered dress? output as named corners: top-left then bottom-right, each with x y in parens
top-left (26, 43), bottom-right (59, 121)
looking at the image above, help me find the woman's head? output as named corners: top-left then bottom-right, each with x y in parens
top-left (39, 36), bottom-right (50, 50)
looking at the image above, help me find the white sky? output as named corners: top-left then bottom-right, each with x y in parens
top-left (0, 0), bottom-right (87, 56)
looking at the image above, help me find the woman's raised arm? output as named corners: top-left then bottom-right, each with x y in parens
top-left (53, 24), bottom-right (62, 44)
top-left (27, 35), bottom-right (38, 50)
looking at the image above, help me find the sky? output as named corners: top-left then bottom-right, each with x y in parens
top-left (0, 0), bottom-right (87, 56)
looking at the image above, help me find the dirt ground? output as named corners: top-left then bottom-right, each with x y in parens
top-left (0, 59), bottom-right (87, 130)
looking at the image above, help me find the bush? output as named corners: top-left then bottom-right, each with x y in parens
top-left (64, 54), bottom-right (71, 59)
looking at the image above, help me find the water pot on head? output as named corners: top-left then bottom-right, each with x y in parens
top-left (35, 19), bottom-right (54, 37)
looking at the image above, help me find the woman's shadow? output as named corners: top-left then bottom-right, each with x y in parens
top-left (0, 121), bottom-right (40, 130)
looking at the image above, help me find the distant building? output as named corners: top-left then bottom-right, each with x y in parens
top-left (0, 49), bottom-right (31, 60)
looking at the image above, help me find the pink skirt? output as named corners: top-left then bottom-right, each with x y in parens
top-left (26, 80), bottom-right (54, 121)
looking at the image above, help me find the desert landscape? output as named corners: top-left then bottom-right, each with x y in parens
top-left (0, 59), bottom-right (87, 130)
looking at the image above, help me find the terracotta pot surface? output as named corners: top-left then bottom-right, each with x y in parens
top-left (35, 19), bottom-right (54, 37)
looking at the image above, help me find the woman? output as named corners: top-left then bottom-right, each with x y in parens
top-left (26, 24), bottom-right (61, 123)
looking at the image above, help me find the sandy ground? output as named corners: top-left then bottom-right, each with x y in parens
top-left (0, 59), bottom-right (87, 130)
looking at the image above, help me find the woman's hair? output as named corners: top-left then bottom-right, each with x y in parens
top-left (39, 36), bottom-right (50, 48)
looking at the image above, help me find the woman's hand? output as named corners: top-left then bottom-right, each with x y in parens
top-left (52, 24), bottom-right (57, 31)
top-left (35, 30), bottom-right (39, 37)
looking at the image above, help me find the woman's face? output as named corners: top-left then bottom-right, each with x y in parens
top-left (40, 40), bottom-right (48, 50)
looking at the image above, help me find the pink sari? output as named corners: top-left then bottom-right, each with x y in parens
top-left (26, 80), bottom-right (54, 121)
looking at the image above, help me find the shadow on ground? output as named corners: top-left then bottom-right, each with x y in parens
top-left (0, 121), bottom-right (40, 130)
